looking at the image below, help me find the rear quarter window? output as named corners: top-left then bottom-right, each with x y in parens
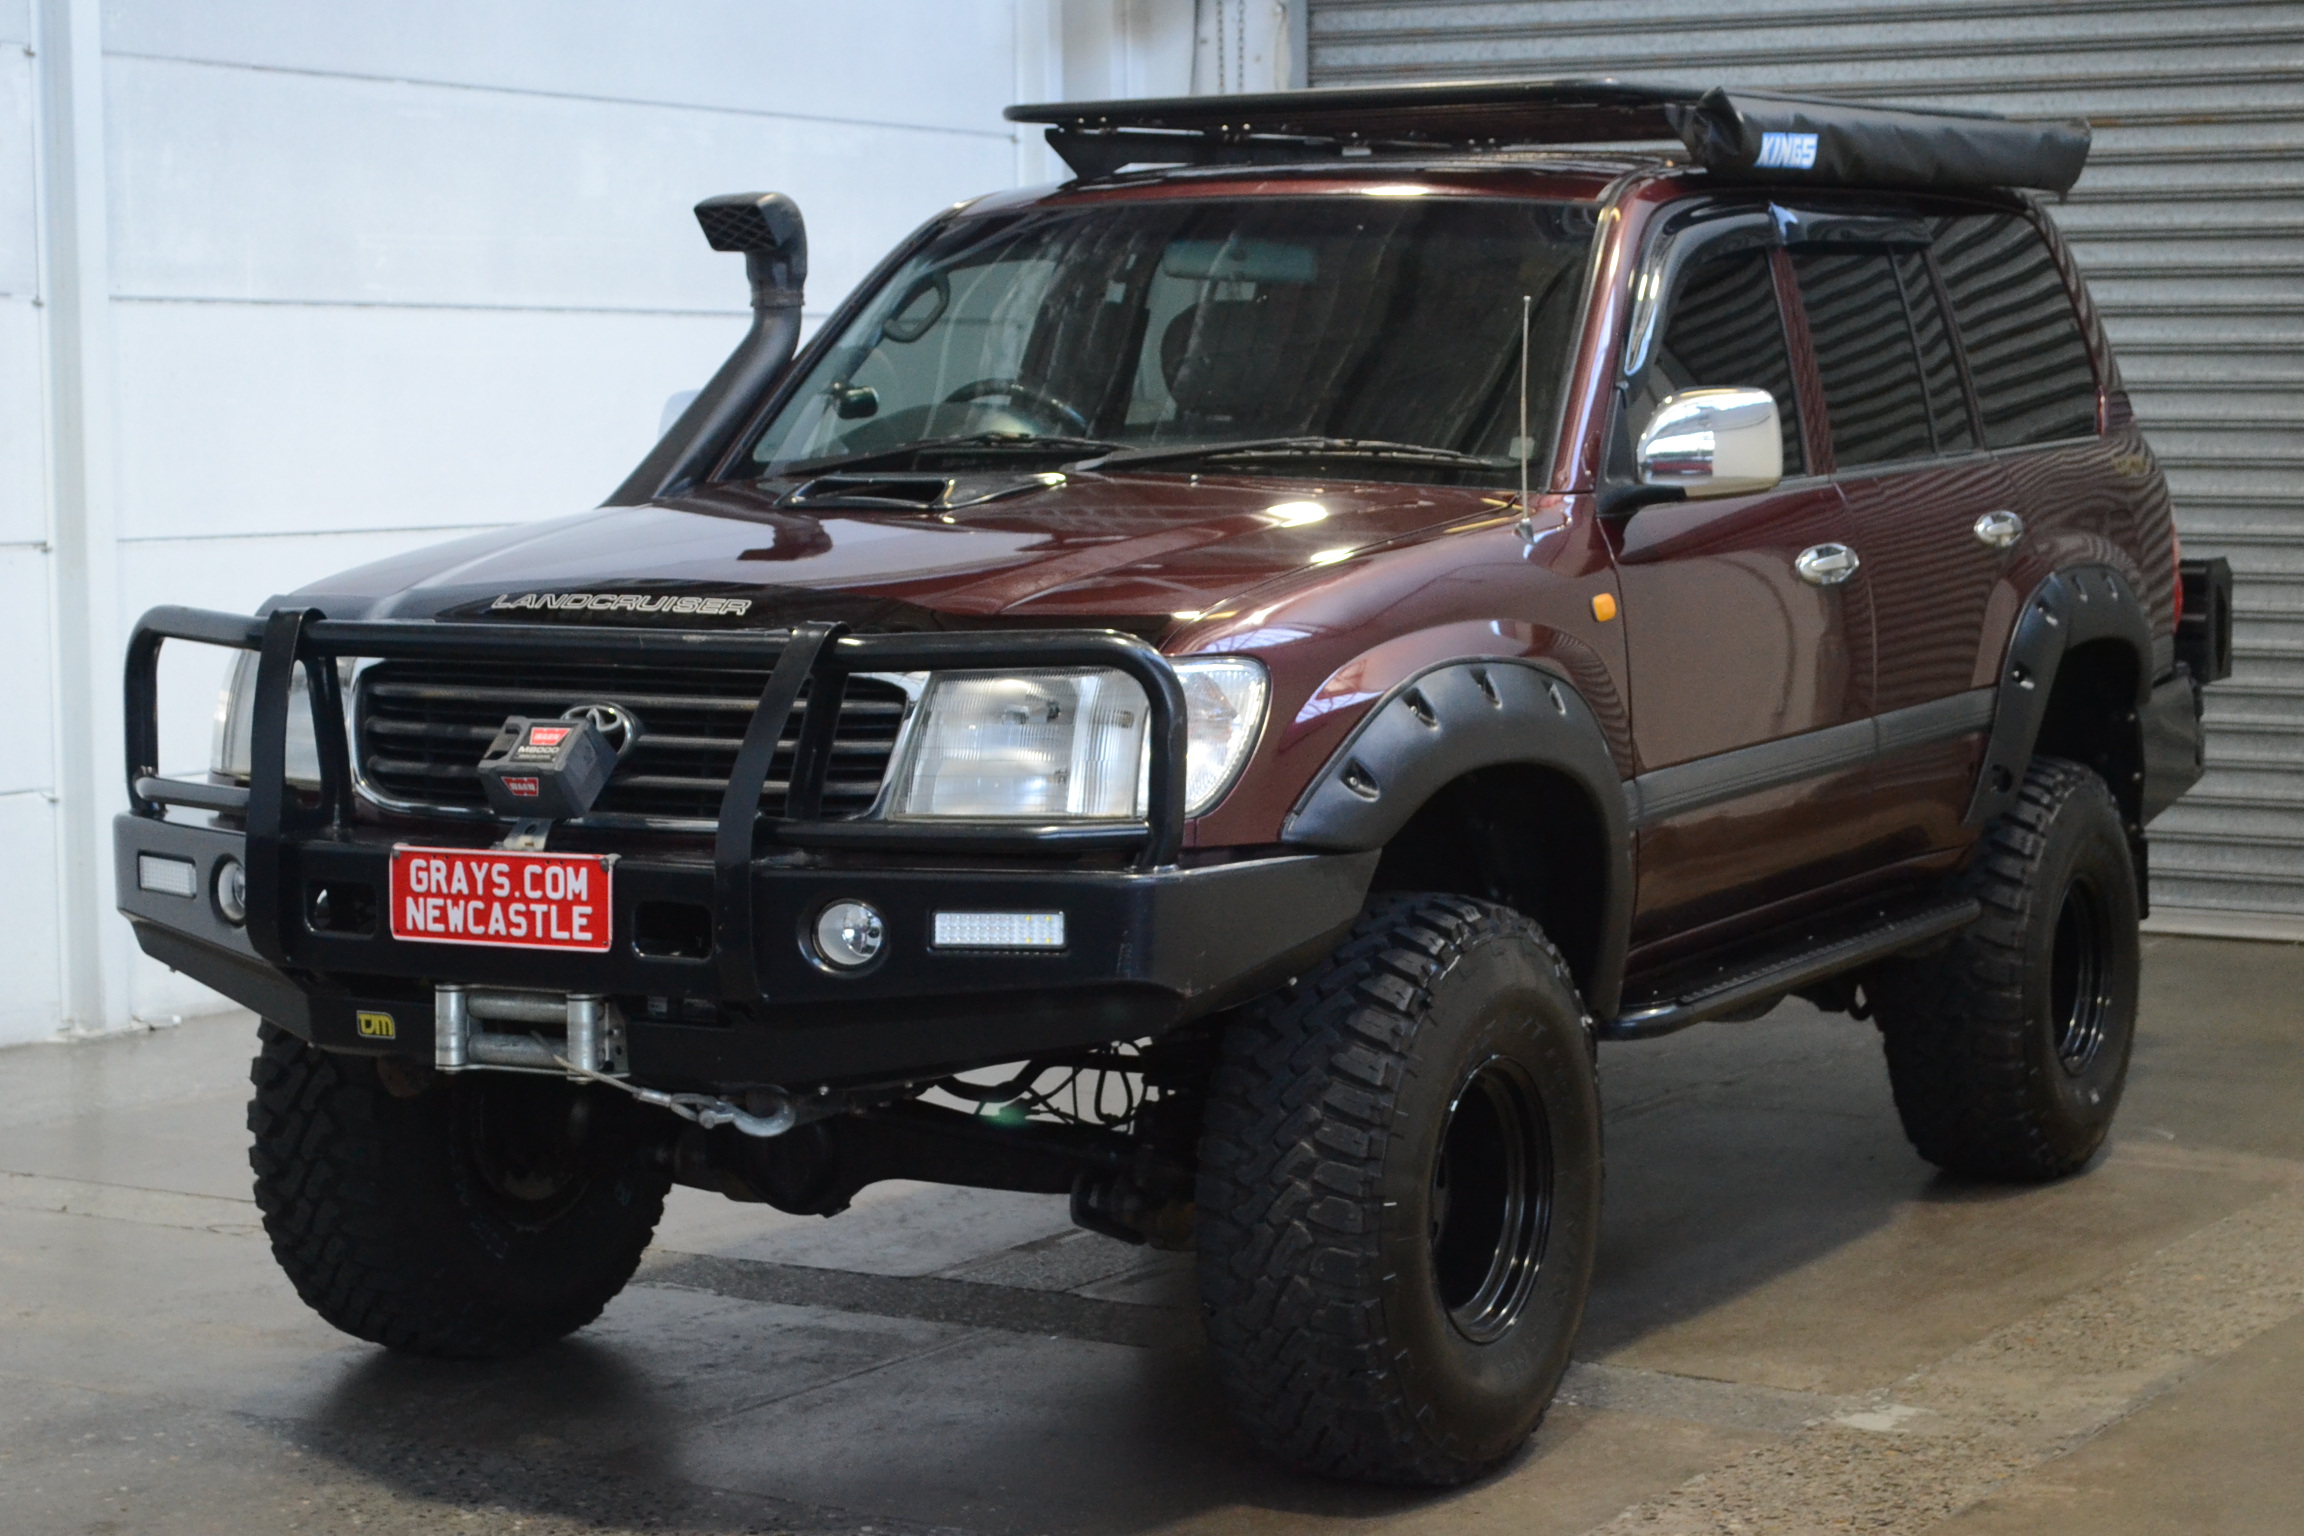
top-left (1931, 213), bottom-right (2098, 447)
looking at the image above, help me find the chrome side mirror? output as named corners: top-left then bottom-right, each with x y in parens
top-left (1635, 387), bottom-right (1784, 498)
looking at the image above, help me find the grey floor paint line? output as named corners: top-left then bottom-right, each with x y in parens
top-left (0, 1168), bottom-right (263, 1235)
top-left (1555, 1362), bottom-right (1850, 1436)
top-left (640, 1252), bottom-right (1874, 1441)
top-left (636, 1250), bottom-right (1200, 1351)
top-left (1586, 1176), bottom-right (2304, 1535)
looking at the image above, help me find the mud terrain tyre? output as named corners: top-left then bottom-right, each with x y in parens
top-left (248, 1022), bottom-right (670, 1357)
top-left (1196, 893), bottom-right (1603, 1485)
top-left (1871, 757), bottom-right (2141, 1181)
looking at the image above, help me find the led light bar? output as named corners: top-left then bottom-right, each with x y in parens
top-left (931, 911), bottom-right (1066, 950)
top-left (137, 854), bottom-right (198, 898)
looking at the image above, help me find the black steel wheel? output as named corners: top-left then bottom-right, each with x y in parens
top-left (1430, 1057), bottom-right (1552, 1344)
top-left (2050, 877), bottom-right (2117, 1075)
top-left (1870, 757), bottom-right (2142, 1181)
top-left (1197, 893), bottom-right (1603, 1486)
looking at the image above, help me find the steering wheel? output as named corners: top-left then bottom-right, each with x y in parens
top-left (941, 378), bottom-right (1091, 435)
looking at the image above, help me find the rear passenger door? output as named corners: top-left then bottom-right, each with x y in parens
top-left (1930, 210), bottom-right (2109, 586)
top-left (1787, 222), bottom-right (2017, 856)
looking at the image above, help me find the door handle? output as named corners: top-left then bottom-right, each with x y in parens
top-left (1973, 509), bottom-right (2025, 550)
top-left (1795, 542), bottom-right (1861, 586)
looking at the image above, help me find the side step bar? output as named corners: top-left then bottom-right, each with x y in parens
top-left (1602, 895), bottom-right (1981, 1042)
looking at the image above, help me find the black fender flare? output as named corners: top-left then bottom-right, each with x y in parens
top-left (1280, 658), bottom-right (1633, 1019)
top-left (1967, 564), bottom-right (2155, 826)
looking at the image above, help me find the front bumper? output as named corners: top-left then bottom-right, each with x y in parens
top-left (118, 816), bottom-right (1372, 1085)
top-left (117, 607), bottom-right (1371, 1089)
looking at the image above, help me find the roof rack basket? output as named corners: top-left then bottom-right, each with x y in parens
top-left (1007, 79), bottom-right (2088, 194)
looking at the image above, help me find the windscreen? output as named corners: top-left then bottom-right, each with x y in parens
top-left (745, 196), bottom-right (1598, 485)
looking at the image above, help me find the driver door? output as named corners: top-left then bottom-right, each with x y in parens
top-left (1608, 231), bottom-right (1878, 948)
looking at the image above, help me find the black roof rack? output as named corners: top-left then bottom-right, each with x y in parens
top-left (1006, 79), bottom-right (2089, 195)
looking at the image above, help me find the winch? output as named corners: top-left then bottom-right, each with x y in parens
top-left (433, 985), bottom-right (622, 1075)
top-left (431, 983), bottom-right (806, 1139)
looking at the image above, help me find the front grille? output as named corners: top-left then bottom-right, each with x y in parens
top-left (356, 659), bottom-right (911, 823)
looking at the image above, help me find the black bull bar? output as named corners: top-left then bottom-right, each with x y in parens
top-left (115, 606), bottom-right (1374, 1086)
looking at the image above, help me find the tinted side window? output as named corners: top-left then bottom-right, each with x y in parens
top-left (1897, 249), bottom-right (1975, 453)
top-left (1645, 247), bottom-right (1805, 474)
top-left (1932, 213), bottom-right (2097, 447)
top-left (1792, 249), bottom-right (1934, 468)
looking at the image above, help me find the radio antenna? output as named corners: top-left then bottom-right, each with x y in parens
top-left (1515, 293), bottom-right (1533, 538)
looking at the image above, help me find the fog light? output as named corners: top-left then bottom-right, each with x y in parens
top-left (214, 857), bottom-right (247, 925)
top-left (137, 854), bottom-right (198, 899)
top-left (810, 900), bottom-right (884, 971)
top-left (932, 911), bottom-right (1065, 950)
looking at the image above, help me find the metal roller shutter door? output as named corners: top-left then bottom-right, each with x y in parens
top-left (1308, 0), bottom-right (2304, 935)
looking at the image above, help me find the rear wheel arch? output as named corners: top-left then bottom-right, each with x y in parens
top-left (2035, 639), bottom-right (2145, 826)
top-left (1969, 566), bottom-right (2153, 831)
top-left (1281, 660), bottom-right (1631, 1018)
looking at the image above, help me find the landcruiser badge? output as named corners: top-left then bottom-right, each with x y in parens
top-left (490, 592), bottom-right (752, 616)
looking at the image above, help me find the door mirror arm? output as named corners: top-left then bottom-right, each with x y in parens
top-left (1598, 480), bottom-right (1687, 519)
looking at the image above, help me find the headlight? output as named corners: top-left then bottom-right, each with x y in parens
top-left (889, 670), bottom-right (1148, 820)
top-left (887, 658), bottom-right (1266, 822)
top-left (211, 651), bottom-right (326, 790)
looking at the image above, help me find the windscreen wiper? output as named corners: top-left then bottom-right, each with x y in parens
top-left (775, 432), bottom-right (1125, 477)
top-left (1085, 436), bottom-right (1508, 471)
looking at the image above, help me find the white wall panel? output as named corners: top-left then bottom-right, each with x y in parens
top-left (0, 547), bottom-right (52, 794)
top-left (121, 527), bottom-right (508, 779)
top-left (0, 6), bottom-right (54, 1049)
top-left (0, 49), bottom-right (37, 296)
top-left (103, 1), bottom-right (1022, 134)
top-left (0, 298), bottom-right (44, 544)
top-left (112, 299), bottom-right (748, 540)
top-left (0, 793), bottom-right (62, 1045)
top-left (105, 56), bottom-right (1017, 313)
top-left (25, 2), bottom-right (1077, 1036)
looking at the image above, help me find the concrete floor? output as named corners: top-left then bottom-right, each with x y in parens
top-left (3, 933), bottom-right (2301, 1536)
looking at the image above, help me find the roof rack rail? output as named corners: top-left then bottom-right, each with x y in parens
top-left (1006, 79), bottom-right (2088, 195)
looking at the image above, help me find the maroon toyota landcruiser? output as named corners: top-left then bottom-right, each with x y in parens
top-left (117, 82), bottom-right (2231, 1484)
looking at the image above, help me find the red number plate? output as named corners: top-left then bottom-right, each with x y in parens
top-left (389, 846), bottom-right (613, 953)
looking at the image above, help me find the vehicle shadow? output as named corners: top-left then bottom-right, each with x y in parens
top-left (1576, 997), bottom-right (1940, 1358)
top-left (287, 1343), bottom-right (732, 1526)
top-left (290, 1328), bottom-right (1446, 1533)
top-left (283, 1000), bottom-right (2007, 1534)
